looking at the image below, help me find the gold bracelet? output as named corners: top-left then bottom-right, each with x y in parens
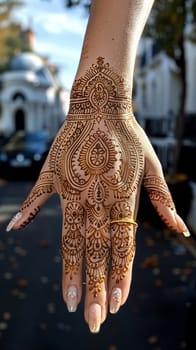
top-left (110, 217), bottom-right (138, 227)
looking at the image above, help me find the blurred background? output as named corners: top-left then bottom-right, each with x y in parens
top-left (0, 0), bottom-right (196, 349)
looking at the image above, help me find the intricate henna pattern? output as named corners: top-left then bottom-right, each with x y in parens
top-left (143, 175), bottom-right (175, 209)
top-left (14, 57), bottom-right (182, 299)
top-left (21, 171), bottom-right (54, 210)
top-left (18, 58), bottom-right (146, 295)
top-left (16, 171), bottom-right (54, 230)
top-left (52, 58), bottom-right (144, 294)
top-left (86, 224), bottom-right (110, 298)
top-left (143, 174), bottom-right (176, 215)
top-left (85, 176), bottom-right (111, 297)
top-left (69, 57), bottom-right (133, 120)
top-left (19, 207), bottom-right (40, 229)
top-left (61, 202), bottom-right (85, 279)
top-left (110, 201), bottom-right (136, 283)
top-left (143, 175), bottom-right (180, 231)
top-left (111, 223), bottom-right (136, 283)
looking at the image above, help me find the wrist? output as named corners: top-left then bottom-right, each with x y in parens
top-left (69, 57), bottom-right (134, 120)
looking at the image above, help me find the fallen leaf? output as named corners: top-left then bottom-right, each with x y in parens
top-left (53, 256), bottom-right (61, 263)
top-left (0, 253), bottom-right (5, 261)
top-left (40, 276), bottom-right (49, 284)
top-left (17, 279), bottom-right (29, 287)
top-left (163, 250), bottom-right (171, 257)
top-left (39, 323), bottom-right (47, 331)
top-left (39, 240), bottom-right (51, 248)
top-left (0, 322), bottom-right (8, 331)
top-left (152, 268), bottom-right (160, 276)
top-left (172, 268), bottom-right (181, 276)
top-left (0, 242), bottom-right (5, 251)
top-left (17, 292), bottom-right (26, 300)
top-left (147, 336), bottom-right (159, 344)
top-left (57, 323), bottom-right (72, 332)
top-left (7, 237), bottom-right (15, 245)
top-left (2, 312), bottom-right (11, 321)
top-left (14, 246), bottom-right (27, 256)
top-left (108, 345), bottom-right (118, 350)
top-left (52, 284), bottom-right (60, 292)
top-left (142, 222), bottom-right (153, 229)
top-left (4, 272), bottom-right (13, 280)
top-left (47, 303), bottom-right (56, 314)
top-left (140, 255), bottom-right (159, 269)
top-left (154, 279), bottom-right (163, 288)
top-left (145, 237), bottom-right (155, 247)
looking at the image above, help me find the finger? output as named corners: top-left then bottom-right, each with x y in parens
top-left (143, 157), bottom-right (190, 237)
top-left (109, 200), bottom-right (137, 314)
top-left (84, 210), bottom-right (111, 333)
top-left (6, 171), bottom-right (55, 231)
top-left (61, 201), bottom-right (85, 313)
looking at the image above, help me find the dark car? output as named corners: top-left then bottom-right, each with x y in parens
top-left (0, 131), bottom-right (51, 179)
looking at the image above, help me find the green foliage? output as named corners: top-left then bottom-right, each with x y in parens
top-left (146, 0), bottom-right (196, 66)
top-left (64, 0), bottom-right (90, 10)
top-left (0, 0), bottom-right (25, 72)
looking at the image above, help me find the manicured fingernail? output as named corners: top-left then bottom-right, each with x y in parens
top-left (67, 286), bottom-right (77, 312)
top-left (88, 303), bottom-right (101, 334)
top-left (6, 212), bottom-right (22, 232)
top-left (183, 231), bottom-right (191, 238)
top-left (110, 287), bottom-right (122, 314)
top-left (174, 212), bottom-right (191, 238)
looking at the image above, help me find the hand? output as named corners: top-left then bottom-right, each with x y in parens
top-left (6, 58), bottom-right (190, 333)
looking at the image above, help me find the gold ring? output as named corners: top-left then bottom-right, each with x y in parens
top-left (110, 217), bottom-right (138, 227)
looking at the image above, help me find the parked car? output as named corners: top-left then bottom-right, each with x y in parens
top-left (0, 131), bottom-right (51, 179)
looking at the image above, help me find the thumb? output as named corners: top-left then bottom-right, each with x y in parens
top-left (6, 171), bottom-right (55, 231)
top-left (143, 159), bottom-right (190, 237)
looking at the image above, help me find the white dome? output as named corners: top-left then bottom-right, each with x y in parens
top-left (9, 52), bottom-right (54, 87)
top-left (10, 52), bottom-right (44, 72)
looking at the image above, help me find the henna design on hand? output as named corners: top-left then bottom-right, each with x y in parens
top-left (61, 202), bottom-right (85, 280)
top-left (85, 177), bottom-right (110, 297)
top-left (86, 224), bottom-right (110, 298)
top-left (52, 58), bottom-right (143, 295)
top-left (111, 201), bottom-right (136, 283)
top-left (21, 171), bottom-right (54, 210)
top-left (19, 207), bottom-right (40, 229)
top-left (69, 57), bottom-right (133, 121)
top-left (143, 175), bottom-right (175, 209)
top-left (17, 58), bottom-right (145, 296)
top-left (111, 223), bottom-right (136, 283)
top-left (143, 175), bottom-right (180, 232)
top-left (15, 171), bottom-right (54, 229)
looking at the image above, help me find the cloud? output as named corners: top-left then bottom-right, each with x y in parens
top-left (39, 12), bottom-right (87, 35)
top-left (12, 0), bottom-right (88, 89)
top-left (14, 0), bottom-right (88, 36)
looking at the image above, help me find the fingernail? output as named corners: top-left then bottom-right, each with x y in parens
top-left (183, 231), bottom-right (191, 238)
top-left (88, 303), bottom-right (101, 334)
top-left (6, 212), bottom-right (22, 232)
top-left (67, 286), bottom-right (77, 312)
top-left (110, 287), bottom-right (122, 314)
top-left (174, 213), bottom-right (191, 238)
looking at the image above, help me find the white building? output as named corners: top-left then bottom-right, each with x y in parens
top-left (135, 37), bottom-right (196, 173)
top-left (0, 52), bottom-right (69, 140)
top-left (135, 37), bottom-right (196, 233)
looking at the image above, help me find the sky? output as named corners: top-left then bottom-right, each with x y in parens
top-left (13, 0), bottom-right (89, 90)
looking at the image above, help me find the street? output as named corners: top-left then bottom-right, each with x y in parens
top-left (0, 179), bottom-right (195, 350)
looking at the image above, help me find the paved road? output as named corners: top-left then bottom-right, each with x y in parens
top-left (0, 180), bottom-right (195, 350)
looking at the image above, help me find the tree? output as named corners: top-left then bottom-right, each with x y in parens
top-left (64, 0), bottom-right (90, 8)
top-left (0, 0), bottom-right (27, 72)
top-left (145, 0), bottom-right (196, 177)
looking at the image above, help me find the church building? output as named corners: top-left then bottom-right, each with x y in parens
top-left (0, 28), bottom-right (69, 141)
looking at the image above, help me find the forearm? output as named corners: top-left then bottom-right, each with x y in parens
top-left (75, 0), bottom-right (155, 92)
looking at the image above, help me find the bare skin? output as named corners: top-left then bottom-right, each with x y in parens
top-left (6, 0), bottom-right (190, 333)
